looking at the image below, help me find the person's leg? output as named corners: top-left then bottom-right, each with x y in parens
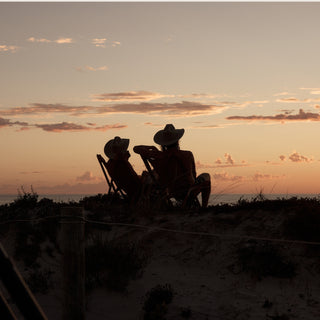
top-left (181, 173), bottom-right (211, 209)
top-left (196, 173), bottom-right (211, 208)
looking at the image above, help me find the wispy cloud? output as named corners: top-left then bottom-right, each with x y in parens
top-left (252, 172), bottom-right (285, 181)
top-left (92, 38), bottom-right (107, 47)
top-left (111, 41), bottom-right (121, 47)
top-left (300, 87), bottom-right (320, 94)
top-left (76, 65), bottom-right (108, 72)
top-left (273, 91), bottom-right (291, 97)
top-left (227, 109), bottom-right (320, 123)
top-left (0, 100), bottom-right (224, 117)
top-left (76, 171), bottom-right (103, 182)
top-left (55, 38), bottom-right (73, 44)
top-left (91, 38), bottom-right (121, 48)
top-left (212, 171), bottom-right (244, 182)
top-left (178, 93), bottom-right (221, 99)
top-left (0, 45), bottom-right (19, 53)
top-left (0, 117), bottom-right (28, 129)
top-left (0, 117), bottom-right (127, 133)
top-left (92, 91), bottom-right (172, 102)
top-left (34, 122), bottom-right (127, 133)
top-left (0, 104), bottom-right (93, 117)
top-left (27, 37), bottom-right (74, 44)
top-left (276, 97), bottom-right (320, 103)
top-left (196, 154), bottom-right (248, 170)
top-left (97, 101), bottom-right (225, 117)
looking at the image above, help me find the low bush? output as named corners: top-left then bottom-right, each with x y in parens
top-left (237, 242), bottom-right (296, 280)
top-left (143, 284), bottom-right (174, 320)
top-left (26, 268), bottom-right (54, 294)
top-left (85, 237), bottom-right (147, 292)
top-left (283, 204), bottom-right (320, 243)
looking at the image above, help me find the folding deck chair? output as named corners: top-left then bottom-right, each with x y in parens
top-left (96, 154), bottom-right (126, 199)
top-left (139, 155), bottom-right (201, 209)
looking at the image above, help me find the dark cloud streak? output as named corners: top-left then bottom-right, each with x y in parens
top-left (227, 109), bottom-right (320, 123)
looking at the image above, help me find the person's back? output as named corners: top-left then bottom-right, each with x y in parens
top-left (106, 156), bottom-right (141, 201)
top-left (134, 124), bottom-right (211, 208)
top-left (155, 148), bottom-right (196, 200)
top-left (104, 136), bottom-right (142, 202)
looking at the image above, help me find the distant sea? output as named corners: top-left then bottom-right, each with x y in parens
top-left (1, 193), bottom-right (319, 206)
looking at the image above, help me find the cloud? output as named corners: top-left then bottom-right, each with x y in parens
top-left (19, 171), bottom-right (42, 175)
top-left (212, 171), bottom-right (244, 182)
top-left (195, 161), bottom-right (216, 169)
top-left (34, 122), bottom-right (127, 133)
top-left (226, 109), bottom-right (320, 123)
top-left (0, 117), bottom-right (127, 133)
top-left (97, 101), bottom-right (225, 117)
top-left (1, 100), bottom-right (225, 118)
top-left (196, 155), bottom-right (248, 170)
top-left (0, 45), bottom-right (19, 53)
top-left (299, 87), bottom-right (320, 94)
top-left (273, 91), bottom-right (291, 96)
top-left (215, 154), bottom-right (248, 168)
top-left (276, 97), bottom-right (320, 103)
top-left (92, 38), bottom-right (107, 47)
top-left (92, 91), bottom-right (172, 102)
top-left (224, 153), bottom-right (234, 165)
top-left (178, 93), bottom-right (220, 99)
top-left (76, 171), bottom-right (102, 182)
top-left (252, 172), bottom-right (285, 181)
top-left (288, 151), bottom-right (313, 163)
top-left (279, 152), bottom-right (313, 163)
top-left (91, 38), bottom-right (121, 48)
top-left (55, 38), bottom-right (73, 44)
top-left (0, 117), bottom-right (28, 129)
top-left (191, 124), bottom-right (221, 129)
top-left (76, 65), bottom-right (108, 72)
top-left (111, 41), bottom-right (121, 47)
top-left (279, 155), bottom-right (286, 161)
top-left (27, 37), bottom-right (51, 43)
top-left (0, 104), bottom-right (93, 117)
top-left (27, 37), bottom-right (74, 44)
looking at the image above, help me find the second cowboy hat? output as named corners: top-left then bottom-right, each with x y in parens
top-left (153, 124), bottom-right (185, 146)
top-left (104, 136), bottom-right (129, 159)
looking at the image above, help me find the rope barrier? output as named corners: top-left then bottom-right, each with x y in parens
top-left (1, 215), bottom-right (320, 247)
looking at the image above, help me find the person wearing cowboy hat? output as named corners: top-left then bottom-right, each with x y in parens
top-left (103, 136), bottom-right (142, 203)
top-left (134, 124), bottom-right (211, 208)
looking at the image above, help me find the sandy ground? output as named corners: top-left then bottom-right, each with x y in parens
top-left (2, 205), bottom-right (320, 319)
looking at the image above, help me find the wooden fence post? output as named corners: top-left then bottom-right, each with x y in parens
top-left (0, 243), bottom-right (47, 320)
top-left (61, 207), bottom-right (85, 320)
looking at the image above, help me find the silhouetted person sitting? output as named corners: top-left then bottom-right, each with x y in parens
top-left (134, 124), bottom-right (211, 208)
top-left (103, 136), bottom-right (142, 203)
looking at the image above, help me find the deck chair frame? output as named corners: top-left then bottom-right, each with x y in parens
top-left (139, 155), bottom-right (200, 209)
top-left (96, 154), bottom-right (126, 198)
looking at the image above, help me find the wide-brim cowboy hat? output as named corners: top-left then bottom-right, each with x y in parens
top-left (153, 124), bottom-right (185, 146)
top-left (104, 136), bottom-right (129, 159)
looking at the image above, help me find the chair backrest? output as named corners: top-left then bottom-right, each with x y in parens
top-left (96, 154), bottom-right (126, 198)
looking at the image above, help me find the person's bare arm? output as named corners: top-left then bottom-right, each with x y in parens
top-left (190, 152), bottom-right (197, 179)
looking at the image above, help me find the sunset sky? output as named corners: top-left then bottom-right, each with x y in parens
top-left (1, 2), bottom-right (320, 196)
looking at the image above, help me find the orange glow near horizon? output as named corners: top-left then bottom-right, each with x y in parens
top-left (2, 3), bottom-right (320, 196)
